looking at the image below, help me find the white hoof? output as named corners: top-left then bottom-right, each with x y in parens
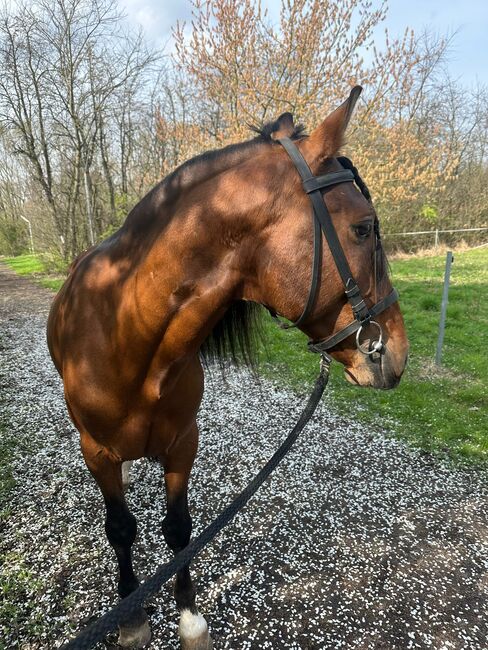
top-left (122, 461), bottom-right (133, 491)
top-left (179, 609), bottom-right (213, 650)
top-left (118, 611), bottom-right (151, 648)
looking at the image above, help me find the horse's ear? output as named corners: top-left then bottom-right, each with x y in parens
top-left (270, 112), bottom-right (296, 140)
top-left (303, 86), bottom-right (362, 166)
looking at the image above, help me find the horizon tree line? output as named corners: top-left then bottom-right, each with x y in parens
top-left (0, 0), bottom-right (486, 261)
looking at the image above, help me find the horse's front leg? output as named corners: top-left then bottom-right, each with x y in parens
top-left (162, 424), bottom-right (212, 650)
top-left (80, 432), bottom-right (151, 648)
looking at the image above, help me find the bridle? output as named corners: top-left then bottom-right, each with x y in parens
top-left (270, 136), bottom-right (399, 362)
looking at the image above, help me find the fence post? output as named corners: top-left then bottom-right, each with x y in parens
top-left (434, 228), bottom-right (439, 250)
top-left (435, 251), bottom-right (453, 365)
top-left (19, 215), bottom-right (34, 254)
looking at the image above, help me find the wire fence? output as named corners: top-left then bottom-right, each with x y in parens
top-left (383, 226), bottom-right (488, 253)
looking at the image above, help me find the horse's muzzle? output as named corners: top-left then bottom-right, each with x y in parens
top-left (344, 343), bottom-right (408, 389)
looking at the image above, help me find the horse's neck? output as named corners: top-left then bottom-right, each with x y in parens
top-left (114, 141), bottom-right (291, 365)
top-left (120, 190), bottom-right (243, 363)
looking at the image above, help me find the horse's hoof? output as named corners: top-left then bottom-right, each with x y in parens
top-left (179, 609), bottom-right (212, 650)
top-left (118, 609), bottom-right (151, 648)
top-left (180, 631), bottom-right (213, 650)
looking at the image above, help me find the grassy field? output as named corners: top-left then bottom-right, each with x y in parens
top-left (258, 247), bottom-right (488, 463)
top-left (2, 253), bottom-right (65, 291)
top-left (2, 249), bottom-right (487, 463)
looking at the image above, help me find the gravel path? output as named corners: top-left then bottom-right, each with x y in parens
top-left (1, 263), bottom-right (488, 650)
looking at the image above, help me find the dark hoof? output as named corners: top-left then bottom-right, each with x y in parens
top-left (118, 609), bottom-right (151, 648)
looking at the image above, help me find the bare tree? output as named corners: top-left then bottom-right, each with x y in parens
top-left (0, 0), bottom-right (157, 258)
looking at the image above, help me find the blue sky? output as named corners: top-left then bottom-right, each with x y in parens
top-left (119, 0), bottom-right (488, 86)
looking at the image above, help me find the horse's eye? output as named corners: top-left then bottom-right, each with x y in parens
top-left (353, 222), bottom-right (372, 240)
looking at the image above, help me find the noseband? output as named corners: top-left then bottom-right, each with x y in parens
top-left (271, 136), bottom-right (399, 360)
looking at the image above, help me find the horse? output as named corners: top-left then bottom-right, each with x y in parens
top-left (47, 86), bottom-right (408, 649)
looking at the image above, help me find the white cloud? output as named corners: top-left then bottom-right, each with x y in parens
top-left (117, 0), bottom-right (192, 46)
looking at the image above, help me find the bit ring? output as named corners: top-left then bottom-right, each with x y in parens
top-left (356, 320), bottom-right (383, 355)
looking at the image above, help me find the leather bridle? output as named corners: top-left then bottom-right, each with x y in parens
top-left (270, 136), bottom-right (399, 361)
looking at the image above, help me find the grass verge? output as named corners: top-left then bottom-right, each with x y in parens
top-left (2, 253), bottom-right (64, 291)
top-left (0, 551), bottom-right (44, 647)
top-left (0, 328), bottom-right (44, 644)
top-left (0, 426), bottom-right (16, 521)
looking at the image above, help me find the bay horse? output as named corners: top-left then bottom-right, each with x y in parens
top-left (47, 86), bottom-right (408, 649)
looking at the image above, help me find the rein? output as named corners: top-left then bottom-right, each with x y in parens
top-left (270, 137), bottom-right (398, 360)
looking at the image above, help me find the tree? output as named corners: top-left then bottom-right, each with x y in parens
top-left (171, 0), bottom-right (461, 233)
top-left (0, 0), bottom-right (157, 258)
top-left (0, 0), bottom-right (486, 258)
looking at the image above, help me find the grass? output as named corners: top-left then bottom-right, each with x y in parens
top-left (0, 327), bottom-right (17, 517)
top-left (2, 249), bottom-right (487, 463)
top-left (0, 551), bottom-right (45, 646)
top-left (38, 277), bottom-right (64, 291)
top-left (0, 330), bottom-right (45, 644)
top-left (2, 254), bottom-right (46, 275)
top-left (257, 247), bottom-right (488, 463)
top-left (2, 253), bottom-right (64, 291)
top-left (0, 426), bottom-right (16, 520)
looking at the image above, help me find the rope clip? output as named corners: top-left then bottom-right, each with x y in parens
top-left (320, 352), bottom-right (332, 376)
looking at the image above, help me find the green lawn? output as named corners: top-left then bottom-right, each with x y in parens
top-left (2, 249), bottom-right (487, 463)
top-left (2, 254), bottom-right (64, 291)
top-left (3, 254), bottom-right (46, 275)
top-left (257, 248), bottom-right (488, 463)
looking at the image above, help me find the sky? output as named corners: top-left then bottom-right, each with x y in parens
top-left (118, 0), bottom-right (488, 86)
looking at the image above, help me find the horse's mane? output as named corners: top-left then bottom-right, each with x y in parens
top-left (153, 120), bottom-right (305, 207)
top-left (200, 119), bottom-right (304, 370)
top-left (200, 300), bottom-right (264, 369)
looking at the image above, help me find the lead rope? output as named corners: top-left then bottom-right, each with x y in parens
top-left (61, 356), bottom-right (331, 650)
top-left (372, 216), bottom-right (380, 304)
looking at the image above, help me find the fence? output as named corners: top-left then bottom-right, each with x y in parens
top-left (383, 226), bottom-right (488, 253)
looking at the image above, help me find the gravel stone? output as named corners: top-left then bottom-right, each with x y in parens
top-left (1, 264), bottom-right (487, 649)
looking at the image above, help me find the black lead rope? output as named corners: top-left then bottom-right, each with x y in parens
top-left (61, 360), bottom-right (331, 650)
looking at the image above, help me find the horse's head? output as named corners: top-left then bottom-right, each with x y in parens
top-left (241, 87), bottom-right (408, 389)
